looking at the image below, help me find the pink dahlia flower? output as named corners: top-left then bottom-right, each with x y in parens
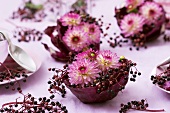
top-left (63, 27), bottom-right (89, 52)
top-left (88, 23), bottom-right (101, 44)
top-left (68, 59), bottom-right (101, 85)
top-left (87, 23), bottom-right (101, 44)
top-left (76, 48), bottom-right (98, 61)
top-left (139, 2), bottom-right (163, 24)
top-left (126, 0), bottom-right (144, 9)
top-left (60, 12), bottom-right (81, 26)
top-left (80, 23), bottom-right (101, 44)
top-left (96, 50), bottom-right (120, 71)
top-left (120, 13), bottom-right (145, 37)
top-left (43, 11), bottom-right (101, 62)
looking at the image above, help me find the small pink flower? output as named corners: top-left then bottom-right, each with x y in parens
top-left (139, 2), bottom-right (163, 24)
top-left (60, 12), bottom-right (81, 26)
top-left (88, 23), bottom-right (101, 44)
top-left (63, 27), bottom-right (89, 52)
top-left (76, 48), bottom-right (98, 61)
top-left (80, 23), bottom-right (101, 44)
top-left (68, 59), bottom-right (101, 85)
top-left (96, 50), bottom-right (120, 71)
top-left (126, 0), bottom-right (144, 9)
top-left (120, 13), bottom-right (145, 37)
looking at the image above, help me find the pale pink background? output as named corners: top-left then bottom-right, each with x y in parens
top-left (0, 0), bottom-right (170, 113)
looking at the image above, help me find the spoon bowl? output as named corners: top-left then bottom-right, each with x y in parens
top-left (0, 31), bottom-right (36, 72)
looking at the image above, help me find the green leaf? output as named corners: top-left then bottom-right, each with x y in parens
top-left (25, 2), bottom-right (43, 11)
top-left (72, 0), bottom-right (87, 8)
top-left (128, 8), bottom-right (138, 13)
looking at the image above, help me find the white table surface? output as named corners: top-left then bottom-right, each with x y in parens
top-left (0, 0), bottom-right (170, 113)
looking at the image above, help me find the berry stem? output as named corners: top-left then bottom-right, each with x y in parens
top-left (131, 108), bottom-right (165, 112)
top-left (145, 109), bottom-right (165, 112)
top-left (2, 102), bottom-right (30, 108)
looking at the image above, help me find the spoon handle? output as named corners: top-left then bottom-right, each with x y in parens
top-left (0, 31), bottom-right (12, 45)
top-left (0, 32), bottom-right (5, 41)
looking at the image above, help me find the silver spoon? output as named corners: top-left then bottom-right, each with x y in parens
top-left (0, 31), bottom-right (36, 72)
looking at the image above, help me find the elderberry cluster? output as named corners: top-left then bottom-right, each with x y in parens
top-left (151, 65), bottom-right (170, 86)
top-left (120, 99), bottom-right (148, 113)
top-left (48, 68), bottom-right (67, 98)
top-left (129, 68), bottom-right (141, 82)
top-left (163, 34), bottom-right (170, 42)
top-left (108, 37), bottom-right (129, 49)
top-left (0, 94), bottom-right (68, 113)
top-left (108, 32), bottom-right (148, 51)
top-left (13, 27), bottom-right (43, 42)
top-left (119, 99), bottom-right (164, 113)
top-left (0, 62), bottom-right (28, 93)
top-left (11, 0), bottom-right (64, 22)
top-left (151, 75), bottom-right (170, 85)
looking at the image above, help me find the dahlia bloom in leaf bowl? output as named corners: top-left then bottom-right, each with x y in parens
top-left (115, 0), bottom-right (166, 48)
top-left (48, 49), bottom-right (141, 103)
top-left (43, 11), bottom-right (101, 62)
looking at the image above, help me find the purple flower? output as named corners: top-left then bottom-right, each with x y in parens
top-left (60, 12), bottom-right (81, 26)
top-left (139, 2), bottom-right (163, 24)
top-left (68, 59), bottom-right (101, 85)
top-left (96, 50), bottom-right (120, 71)
top-left (63, 27), bottom-right (89, 52)
top-left (120, 13), bottom-right (145, 37)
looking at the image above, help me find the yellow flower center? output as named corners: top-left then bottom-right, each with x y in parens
top-left (100, 57), bottom-right (110, 66)
top-left (69, 19), bottom-right (77, 25)
top-left (90, 52), bottom-right (96, 57)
